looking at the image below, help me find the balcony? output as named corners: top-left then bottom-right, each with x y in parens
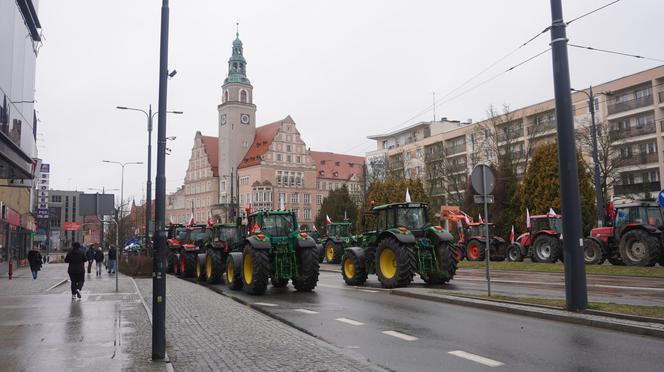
top-left (445, 144), bottom-right (466, 156)
top-left (614, 181), bottom-right (661, 196)
top-left (609, 122), bottom-right (656, 140)
top-left (526, 119), bottom-right (557, 135)
top-left (424, 150), bottom-right (445, 162)
top-left (618, 152), bottom-right (659, 166)
top-left (607, 95), bottom-right (653, 115)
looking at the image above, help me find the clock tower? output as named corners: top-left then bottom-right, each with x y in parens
top-left (218, 29), bottom-right (256, 205)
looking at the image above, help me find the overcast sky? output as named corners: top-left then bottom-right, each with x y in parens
top-left (35, 0), bottom-right (662, 203)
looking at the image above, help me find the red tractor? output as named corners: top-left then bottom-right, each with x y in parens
top-left (507, 213), bottom-right (563, 263)
top-left (166, 224), bottom-right (186, 274)
top-left (584, 201), bottom-right (664, 266)
top-left (442, 210), bottom-right (507, 262)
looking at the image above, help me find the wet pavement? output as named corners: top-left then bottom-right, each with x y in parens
top-left (0, 263), bottom-right (168, 372)
top-left (208, 270), bottom-right (664, 372)
top-left (320, 263), bottom-right (664, 306)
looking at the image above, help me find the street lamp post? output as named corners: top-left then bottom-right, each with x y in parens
top-left (116, 106), bottom-right (182, 250)
top-left (102, 160), bottom-right (143, 250)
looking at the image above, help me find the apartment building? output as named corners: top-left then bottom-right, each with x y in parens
top-left (366, 65), bottom-right (664, 213)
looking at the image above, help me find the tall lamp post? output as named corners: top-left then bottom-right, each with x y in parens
top-left (88, 187), bottom-right (119, 247)
top-left (102, 160), bottom-right (143, 249)
top-left (571, 87), bottom-right (612, 227)
top-left (116, 106), bottom-right (182, 249)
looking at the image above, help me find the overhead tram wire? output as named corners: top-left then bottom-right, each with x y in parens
top-left (342, 2), bottom-right (624, 155)
top-left (569, 44), bottom-right (664, 63)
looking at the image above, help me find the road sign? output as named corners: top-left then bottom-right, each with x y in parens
top-left (474, 195), bottom-right (495, 204)
top-left (471, 164), bottom-right (495, 195)
top-left (658, 190), bottom-right (664, 208)
top-left (64, 222), bottom-right (82, 231)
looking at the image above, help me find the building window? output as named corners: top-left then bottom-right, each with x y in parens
top-left (279, 193), bottom-right (286, 206)
top-left (51, 195), bottom-right (62, 203)
top-left (291, 192), bottom-right (299, 204)
top-left (317, 195), bottom-right (322, 205)
top-left (304, 193), bottom-right (310, 204)
top-left (287, 155), bottom-right (292, 163)
top-left (296, 156), bottom-right (301, 163)
top-left (304, 208), bottom-right (311, 220)
top-left (276, 154), bottom-right (282, 161)
top-left (240, 89), bottom-right (248, 103)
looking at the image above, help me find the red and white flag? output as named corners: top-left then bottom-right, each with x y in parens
top-left (548, 208), bottom-right (556, 217)
top-left (463, 212), bottom-right (472, 225)
top-left (526, 208), bottom-right (531, 229)
top-left (187, 213), bottom-right (195, 226)
top-left (251, 223), bottom-right (261, 233)
top-left (509, 225), bottom-right (515, 244)
top-left (478, 214), bottom-right (484, 224)
top-left (207, 212), bottom-right (214, 227)
top-left (325, 215), bottom-right (332, 225)
top-left (608, 196), bottom-right (615, 222)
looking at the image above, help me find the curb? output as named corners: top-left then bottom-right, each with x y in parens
top-left (390, 289), bottom-right (664, 339)
top-left (46, 278), bottom-right (69, 292)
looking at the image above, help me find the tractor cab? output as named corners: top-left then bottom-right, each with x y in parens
top-left (248, 210), bottom-right (304, 246)
top-left (182, 225), bottom-right (212, 251)
top-left (614, 202), bottom-right (664, 234)
top-left (529, 215), bottom-right (563, 235)
top-left (373, 202), bottom-right (430, 237)
top-left (211, 224), bottom-right (244, 252)
top-left (327, 222), bottom-right (353, 238)
top-left (465, 223), bottom-right (495, 238)
top-left (167, 224), bottom-right (187, 246)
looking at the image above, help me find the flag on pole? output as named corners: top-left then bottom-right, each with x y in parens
top-left (326, 215), bottom-right (332, 225)
top-left (478, 214), bottom-right (484, 224)
top-left (207, 212), bottom-right (214, 227)
top-left (405, 188), bottom-right (411, 203)
top-left (509, 225), bottom-right (515, 244)
top-left (548, 208), bottom-right (556, 217)
top-left (608, 196), bottom-right (615, 222)
top-left (463, 212), bottom-right (471, 225)
top-left (526, 208), bottom-right (531, 229)
top-left (312, 225), bottom-right (318, 232)
top-left (187, 213), bottom-right (195, 227)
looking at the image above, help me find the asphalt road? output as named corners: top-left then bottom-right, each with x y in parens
top-left (200, 271), bottom-right (664, 372)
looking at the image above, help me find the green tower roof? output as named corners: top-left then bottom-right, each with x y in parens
top-left (224, 31), bottom-right (251, 85)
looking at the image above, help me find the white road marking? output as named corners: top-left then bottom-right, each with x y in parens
top-left (359, 289), bottom-right (379, 293)
top-left (456, 277), bottom-right (664, 292)
top-left (382, 330), bottom-right (418, 341)
top-left (335, 317), bottom-right (364, 326)
top-left (449, 350), bottom-right (504, 367)
top-left (294, 308), bottom-right (319, 314)
top-left (253, 302), bottom-right (278, 307)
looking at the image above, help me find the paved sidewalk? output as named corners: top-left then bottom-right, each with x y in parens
top-left (0, 263), bottom-right (168, 372)
top-left (135, 276), bottom-right (385, 372)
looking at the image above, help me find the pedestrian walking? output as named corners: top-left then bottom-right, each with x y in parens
top-left (65, 242), bottom-right (86, 300)
top-left (27, 247), bottom-right (42, 280)
top-left (94, 246), bottom-right (104, 277)
top-left (42, 252), bottom-right (47, 265)
top-left (85, 244), bottom-right (95, 274)
top-left (107, 245), bottom-right (117, 274)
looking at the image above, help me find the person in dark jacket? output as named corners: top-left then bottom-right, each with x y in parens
top-left (85, 244), bottom-right (95, 274)
top-left (107, 245), bottom-right (117, 274)
top-left (27, 247), bottom-right (42, 280)
top-left (94, 247), bottom-right (104, 277)
top-left (65, 242), bottom-right (86, 299)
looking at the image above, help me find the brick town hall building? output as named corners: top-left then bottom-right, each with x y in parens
top-left (167, 31), bottom-right (364, 228)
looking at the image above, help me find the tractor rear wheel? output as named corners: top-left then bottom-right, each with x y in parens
top-left (316, 244), bottom-right (324, 263)
top-left (452, 244), bottom-right (465, 261)
top-left (225, 255), bottom-right (243, 290)
top-left (422, 242), bottom-right (458, 285)
top-left (293, 248), bottom-right (320, 292)
top-left (166, 251), bottom-right (175, 273)
top-left (271, 277), bottom-right (289, 288)
top-left (583, 239), bottom-right (604, 265)
top-left (181, 252), bottom-right (196, 277)
top-left (506, 244), bottom-right (524, 262)
top-left (619, 230), bottom-right (660, 267)
top-left (533, 235), bottom-right (561, 263)
top-left (195, 253), bottom-right (206, 281)
top-left (465, 239), bottom-right (485, 261)
top-left (206, 250), bottom-right (224, 284)
top-left (242, 245), bottom-right (270, 295)
top-left (375, 238), bottom-right (415, 288)
top-left (341, 251), bottom-right (368, 286)
top-left (325, 241), bottom-right (343, 264)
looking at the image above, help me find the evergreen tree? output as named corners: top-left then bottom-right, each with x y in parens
top-left (357, 178), bottom-right (431, 232)
top-left (314, 185), bottom-right (358, 235)
top-left (518, 142), bottom-right (596, 235)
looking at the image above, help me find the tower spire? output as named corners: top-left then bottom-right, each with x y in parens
top-left (236, 19), bottom-right (239, 38)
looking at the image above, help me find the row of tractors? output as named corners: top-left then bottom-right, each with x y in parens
top-left (442, 200), bottom-right (664, 267)
top-left (167, 201), bottom-right (460, 294)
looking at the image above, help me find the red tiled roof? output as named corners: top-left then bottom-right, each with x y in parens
top-left (239, 116), bottom-right (293, 168)
top-left (310, 151), bottom-right (365, 181)
top-left (200, 135), bottom-right (219, 177)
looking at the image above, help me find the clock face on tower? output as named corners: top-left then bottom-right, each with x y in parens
top-left (220, 114), bottom-right (227, 125)
top-left (240, 114), bottom-right (250, 124)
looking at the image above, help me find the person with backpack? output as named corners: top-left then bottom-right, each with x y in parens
top-left (94, 247), bottom-right (104, 277)
top-left (107, 245), bottom-right (117, 274)
top-left (85, 244), bottom-right (95, 274)
top-left (65, 242), bottom-right (86, 299)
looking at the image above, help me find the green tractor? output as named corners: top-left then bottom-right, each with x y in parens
top-left (226, 210), bottom-right (320, 295)
top-left (341, 202), bottom-right (458, 288)
top-left (323, 221), bottom-right (356, 264)
top-left (194, 223), bottom-right (245, 284)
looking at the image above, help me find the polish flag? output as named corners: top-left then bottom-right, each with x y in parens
top-left (207, 212), bottom-right (214, 227)
top-left (548, 208), bottom-right (557, 217)
top-left (509, 225), bottom-right (515, 244)
top-left (405, 188), bottom-right (412, 203)
top-left (526, 208), bottom-right (531, 229)
top-left (478, 214), bottom-right (484, 224)
top-left (326, 215), bottom-right (332, 225)
top-left (251, 223), bottom-right (261, 233)
top-left (608, 196), bottom-right (615, 222)
top-left (463, 212), bottom-right (472, 225)
top-left (187, 213), bottom-right (195, 226)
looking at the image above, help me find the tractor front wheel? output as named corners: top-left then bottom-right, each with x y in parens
top-left (532, 235), bottom-right (561, 263)
top-left (619, 230), bottom-right (660, 267)
top-left (195, 253), bottom-right (207, 281)
top-left (422, 242), bottom-right (458, 285)
top-left (293, 248), bottom-right (320, 292)
top-left (181, 252), bottom-right (196, 277)
top-left (583, 239), bottom-right (604, 265)
top-left (465, 239), bottom-right (485, 262)
top-left (506, 244), bottom-right (524, 262)
top-left (242, 245), bottom-right (270, 295)
top-left (206, 250), bottom-right (224, 284)
top-left (225, 255), bottom-right (243, 290)
top-left (325, 241), bottom-right (343, 264)
top-left (375, 238), bottom-right (415, 288)
top-left (341, 251), bottom-right (368, 286)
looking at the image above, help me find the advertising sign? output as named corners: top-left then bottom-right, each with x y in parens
top-left (63, 221), bottom-right (82, 231)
